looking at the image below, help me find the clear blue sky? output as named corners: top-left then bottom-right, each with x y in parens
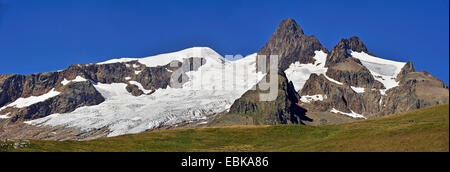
top-left (0, 0), bottom-right (448, 84)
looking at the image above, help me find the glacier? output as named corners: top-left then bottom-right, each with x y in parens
top-left (25, 47), bottom-right (266, 137)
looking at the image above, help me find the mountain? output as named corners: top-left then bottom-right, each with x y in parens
top-left (0, 18), bottom-right (448, 140)
top-left (212, 18), bottom-right (449, 126)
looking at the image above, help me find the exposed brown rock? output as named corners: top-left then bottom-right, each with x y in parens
top-left (381, 71), bottom-right (449, 116)
top-left (325, 58), bottom-right (384, 89)
top-left (396, 61), bottom-right (415, 81)
top-left (325, 37), bottom-right (384, 89)
top-left (301, 74), bottom-right (370, 114)
top-left (10, 81), bottom-right (105, 122)
top-left (126, 84), bottom-right (144, 96)
top-left (325, 36), bottom-right (372, 67)
top-left (257, 18), bottom-right (328, 72)
top-left (210, 71), bottom-right (311, 126)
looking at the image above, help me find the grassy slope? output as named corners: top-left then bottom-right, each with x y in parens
top-left (4, 104), bottom-right (449, 152)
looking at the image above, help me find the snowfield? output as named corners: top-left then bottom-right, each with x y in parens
top-left (0, 89), bottom-right (61, 111)
top-left (351, 86), bottom-right (366, 93)
top-left (285, 50), bottom-right (343, 93)
top-left (300, 94), bottom-right (327, 103)
top-left (349, 50), bottom-right (406, 94)
top-left (61, 76), bottom-right (88, 85)
top-left (98, 47), bottom-right (226, 68)
top-left (25, 47), bottom-right (266, 137)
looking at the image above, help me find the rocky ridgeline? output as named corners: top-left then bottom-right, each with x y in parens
top-left (0, 57), bottom-right (205, 122)
top-left (216, 18), bottom-right (449, 126)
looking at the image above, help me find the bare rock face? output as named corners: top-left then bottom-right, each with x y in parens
top-left (257, 18), bottom-right (328, 71)
top-left (300, 73), bottom-right (383, 117)
top-left (382, 71), bottom-right (449, 116)
top-left (210, 71), bottom-right (310, 126)
top-left (126, 84), bottom-right (145, 96)
top-left (0, 75), bottom-right (25, 108)
top-left (396, 61), bottom-right (415, 81)
top-left (11, 81), bottom-right (105, 122)
top-left (212, 18), bottom-right (327, 127)
top-left (325, 37), bottom-right (383, 89)
top-left (325, 36), bottom-right (371, 67)
top-left (325, 58), bottom-right (385, 89)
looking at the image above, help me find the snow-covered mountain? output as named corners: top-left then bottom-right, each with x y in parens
top-left (0, 18), bottom-right (448, 140)
top-left (22, 47), bottom-right (265, 137)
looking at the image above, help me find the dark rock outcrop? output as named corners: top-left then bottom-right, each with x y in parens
top-left (0, 75), bottom-right (25, 108)
top-left (210, 71), bottom-right (310, 126)
top-left (382, 71), bottom-right (449, 116)
top-left (325, 37), bottom-right (384, 88)
top-left (325, 58), bottom-right (385, 89)
top-left (300, 73), bottom-right (383, 117)
top-left (11, 81), bottom-right (105, 122)
top-left (396, 61), bottom-right (415, 81)
top-left (257, 18), bottom-right (328, 72)
top-left (325, 36), bottom-right (371, 67)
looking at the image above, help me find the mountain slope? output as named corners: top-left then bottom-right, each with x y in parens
top-left (0, 47), bottom-right (265, 139)
top-left (209, 71), bottom-right (309, 126)
top-left (3, 104), bottom-right (448, 152)
top-left (218, 18), bottom-right (448, 126)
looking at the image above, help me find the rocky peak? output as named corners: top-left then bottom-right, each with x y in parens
top-left (339, 36), bottom-right (369, 53)
top-left (257, 18), bottom-right (328, 72)
top-left (397, 61), bottom-right (415, 81)
top-left (326, 36), bottom-right (371, 67)
top-left (275, 18), bottom-right (305, 36)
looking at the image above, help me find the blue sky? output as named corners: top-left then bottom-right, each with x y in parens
top-left (0, 0), bottom-right (448, 84)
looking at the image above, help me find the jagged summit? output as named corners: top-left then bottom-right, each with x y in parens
top-left (276, 18), bottom-right (305, 36)
top-left (337, 36), bottom-right (369, 53)
top-left (326, 36), bottom-right (372, 67)
top-left (258, 18), bottom-right (328, 71)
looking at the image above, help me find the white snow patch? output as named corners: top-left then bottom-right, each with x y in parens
top-left (25, 49), bottom-right (266, 137)
top-left (129, 81), bottom-right (153, 94)
top-left (300, 94), bottom-right (327, 103)
top-left (351, 86), bottom-right (365, 93)
top-left (132, 64), bottom-right (140, 68)
top-left (125, 77), bottom-right (131, 80)
top-left (330, 108), bottom-right (367, 119)
top-left (0, 89), bottom-right (61, 111)
top-left (349, 50), bottom-right (406, 93)
top-left (285, 51), bottom-right (343, 92)
top-left (98, 47), bottom-right (226, 68)
top-left (324, 75), bottom-right (344, 85)
top-left (135, 71), bottom-right (142, 75)
top-left (61, 79), bottom-right (70, 85)
top-left (0, 112), bottom-right (11, 119)
top-left (61, 76), bottom-right (88, 86)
